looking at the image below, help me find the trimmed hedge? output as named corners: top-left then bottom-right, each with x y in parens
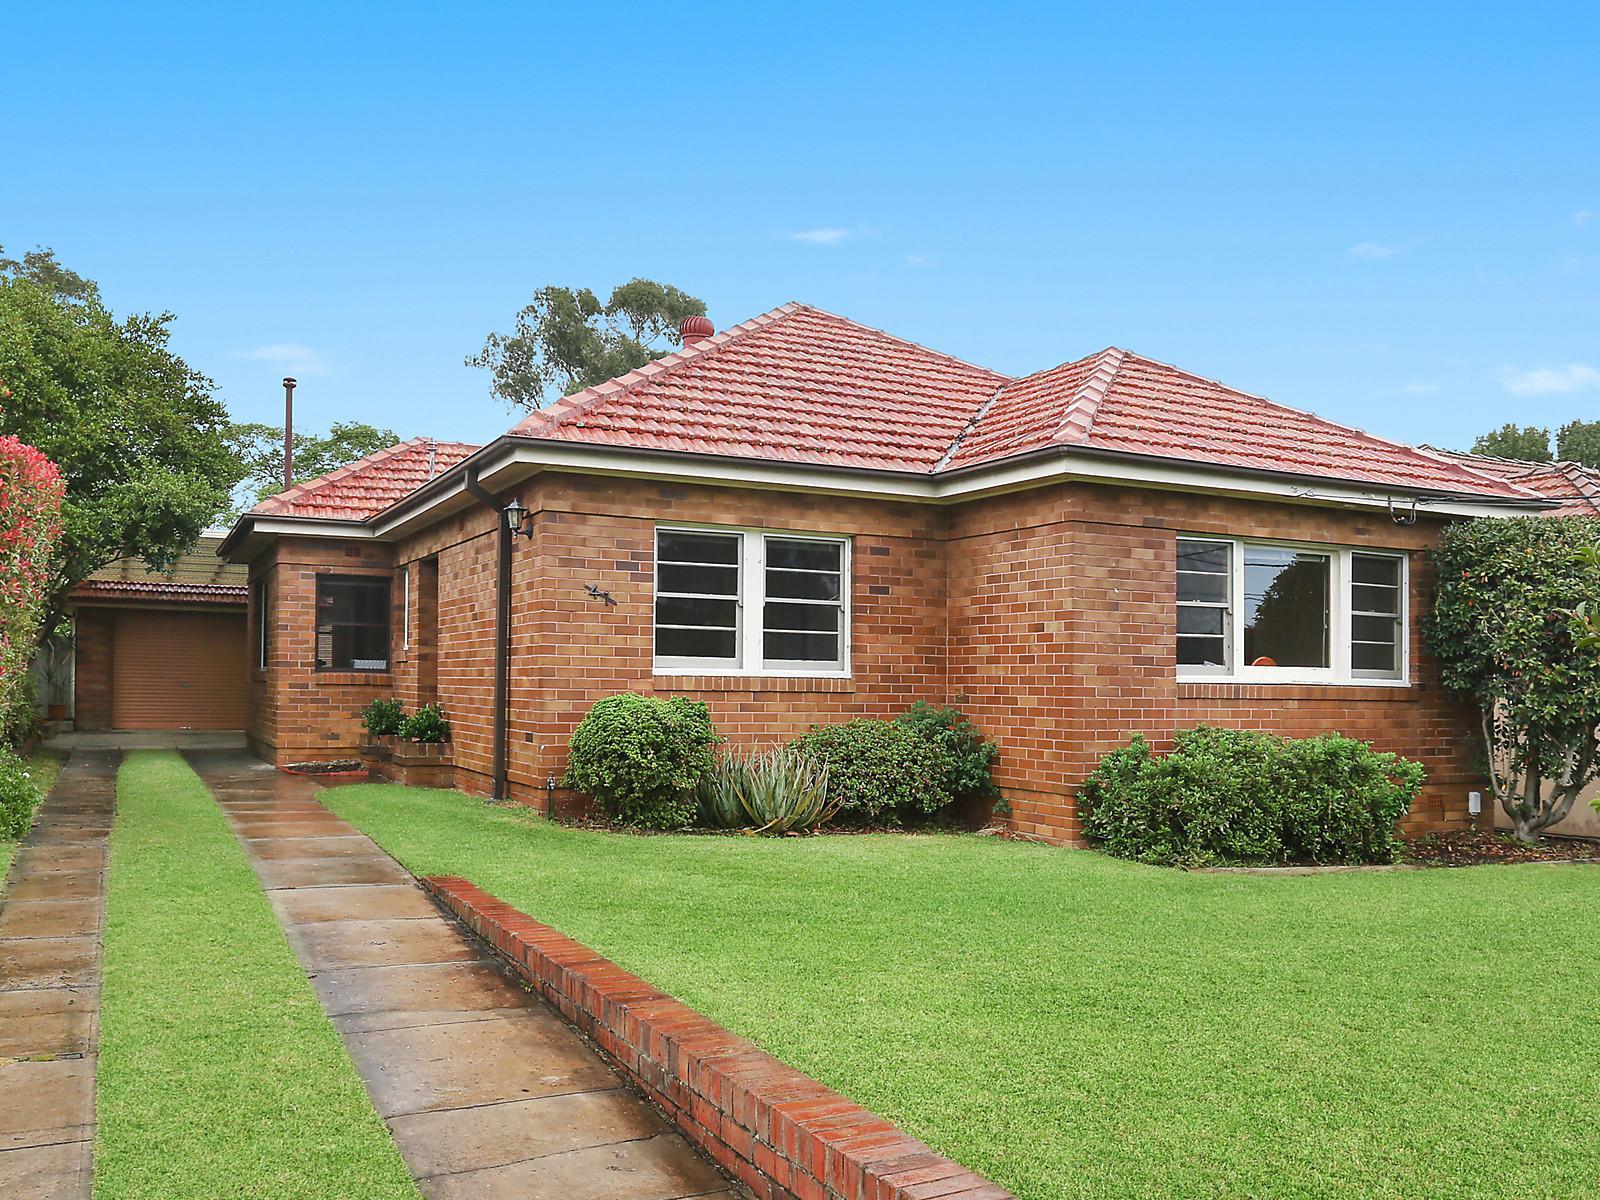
top-left (1079, 726), bottom-right (1425, 866)
top-left (565, 693), bottom-right (719, 830)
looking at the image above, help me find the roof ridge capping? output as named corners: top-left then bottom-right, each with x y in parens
top-left (1054, 346), bottom-right (1127, 445)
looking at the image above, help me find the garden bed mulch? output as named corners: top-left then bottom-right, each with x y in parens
top-left (1403, 830), bottom-right (1600, 867)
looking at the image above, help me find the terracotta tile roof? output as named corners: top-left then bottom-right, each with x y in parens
top-left (510, 304), bottom-right (1009, 472)
top-left (73, 579), bottom-right (246, 605)
top-left (504, 303), bottom-right (1535, 501)
top-left (72, 533), bottom-right (247, 605)
top-left (250, 438), bottom-right (479, 520)
top-left (1425, 448), bottom-right (1600, 516)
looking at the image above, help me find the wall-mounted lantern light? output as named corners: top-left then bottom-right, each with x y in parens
top-left (502, 499), bottom-right (534, 539)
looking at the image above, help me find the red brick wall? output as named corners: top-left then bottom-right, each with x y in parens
top-left (246, 536), bottom-right (398, 764)
top-left (947, 482), bottom-right (1481, 839)
top-left (72, 608), bottom-right (115, 730)
top-left (245, 474), bottom-right (1483, 838)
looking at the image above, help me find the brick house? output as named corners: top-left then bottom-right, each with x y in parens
top-left (219, 303), bottom-right (1571, 842)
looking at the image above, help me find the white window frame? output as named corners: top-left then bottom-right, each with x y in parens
top-left (653, 525), bottom-right (852, 678)
top-left (1176, 534), bottom-right (1409, 687)
top-left (400, 565), bottom-right (411, 651)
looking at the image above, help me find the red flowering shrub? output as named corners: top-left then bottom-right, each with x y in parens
top-left (0, 434), bottom-right (65, 742)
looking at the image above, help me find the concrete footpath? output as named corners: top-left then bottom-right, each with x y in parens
top-left (184, 750), bottom-right (736, 1200)
top-left (0, 749), bottom-right (118, 1200)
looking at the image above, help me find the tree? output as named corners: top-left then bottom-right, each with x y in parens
top-left (226, 420), bottom-right (399, 508)
top-left (1557, 419), bottom-right (1600, 469)
top-left (1430, 516), bottom-right (1600, 842)
top-left (1469, 423), bottom-right (1551, 462)
top-left (467, 279), bottom-right (706, 410)
top-left (0, 246), bottom-right (243, 627)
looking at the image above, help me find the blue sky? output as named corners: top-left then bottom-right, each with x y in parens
top-left (4, 2), bottom-right (1597, 451)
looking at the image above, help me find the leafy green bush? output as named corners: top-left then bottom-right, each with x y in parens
top-left (1079, 726), bottom-right (1424, 867)
top-left (790, 719), bottom-right (952, 824)
top-left (361, 698), bottom-right (405, 737)
top-left (0, 745), bottom-right (44, 840)
top-left (896, 701), bottom-right (999, 808)
top-left (697, 746), bottom-right (836, 834)
top-left (565, 694), bottom-right (719, 830)
top-left (398, 704), bottom-right (450, 743)
top-left (1431, 516), bottom-right (1600, 841)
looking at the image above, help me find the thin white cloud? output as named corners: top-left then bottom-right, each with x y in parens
top-left (1348, 241), bottom-right (1401, 260)
top-left (232, 342), bottom-right (328, 374)
top-left (904, 253), bottom-right (936, 269)
top-left (788, 227), bottom-right (851, 246)
top-left (1398, 382), bottom-right (1440, 395)
top-left (1577, 209), bottom-right (1593, 228)
top-left (1499, 363), bottom-right (1600, 396)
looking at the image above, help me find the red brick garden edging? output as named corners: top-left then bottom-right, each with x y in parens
top-left (421, 876), bottom-right (1014, 1200)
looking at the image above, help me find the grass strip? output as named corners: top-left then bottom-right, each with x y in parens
top-left (328, 781), bottom-right (1600, 1200)
top-left (95, 751), bottom-right (417, 1199)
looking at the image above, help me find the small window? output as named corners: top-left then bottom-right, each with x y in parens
top-left (400, 565), bottom-right (411, 651)
top-left (764, 536), bottom-right (844, 669)
top-left (315, 575), bottom-right (391, 671)
top-left (1177, 538), bottom-right (1231, 671)
top-left (655, 530), bottom-right (742, 667)
top-left (254, 578), bottom-right (270, 670)
top-left (1350, 553), bottom-right (1403, 678)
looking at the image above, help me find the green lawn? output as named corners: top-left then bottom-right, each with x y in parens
top-left (326, 781), bottom-right (1600, 1200)
top-left (0, 748), bottom-right (65, 882)
top-left (96, 752), bottom-right (418, 1199)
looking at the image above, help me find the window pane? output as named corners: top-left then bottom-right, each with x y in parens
top-left (765, 569), bottom-right (842, 601)
top-left (656, 626), bottom-right (738, 660)
top-left (766, 538), bottom-right (841, 572)
top-left (655, 596), bottom-right (737, 629)
top-left (1178, 636), bottom-right (1228, 667)
top-left (1352, 641), bottom-right (1398, 673)
top-left (763, 632), bottom-right (840, 663)
top-left (1177, 607), bottom-right (1225, 636)
top-left (1352, 554), bottom-right (1401, 586)
top-left (315, 577), bottom-right (390, 670)
top-left (658, 563), bottom-right (738, 597)
top-left (1177, 572), bottom-right (1229, 604)
top-left (1352, 614), bottom-right (1399, 643)
top-left (1177, 539), bottom-right (1230, 573)
top-left (658, 530), bottom-right (740, 565)
top-left (764, 602), bottom-right (840, 633)
top-left (1243, 548), bottom-right (1329, 668)
top-left (1352, 583), bottom-right (1400, 615)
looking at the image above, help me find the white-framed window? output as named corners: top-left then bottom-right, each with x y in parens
top-left (1176, 535), bottom-right (1408, 685)
top-left (254, 577), bottom-right (270, 671)
top-left (654, 526), bottom-right (850, 675)
top-left (400, 565), bottom-right (411, 651)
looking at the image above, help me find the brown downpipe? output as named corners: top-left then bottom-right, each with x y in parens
top-left (282, 377), bottom-right (297, 491)
top-left (464, 465), bottom-right (511, 800)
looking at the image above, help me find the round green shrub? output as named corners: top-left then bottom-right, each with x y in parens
top-left (1078, 726), bottom-right (1424, 867)
top-left (398, 703), bottom-right (450, 743)
top-left (895, 701), bottom-right (999, 807)
top-left (361, 697), bottom-right (405, 737)
top-left (0, 746), bottom-right (44, 840)
top-left (565, 694), bottom-right (719, 830)
top-left (790, 718), bottom-right (953, 823)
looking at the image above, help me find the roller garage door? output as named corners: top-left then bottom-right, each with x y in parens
top-left (110, 610), bottom-right (248, 730)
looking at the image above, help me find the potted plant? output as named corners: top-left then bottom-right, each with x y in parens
top-left (40, 624), bottom-right (73, 723)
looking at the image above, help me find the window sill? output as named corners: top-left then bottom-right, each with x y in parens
top-left (1178, 678), bottom-right (1414, 701)
top-left (649, 673), bottom-right (854, 694)
top-left (314, 671), bottom-right (395, 687)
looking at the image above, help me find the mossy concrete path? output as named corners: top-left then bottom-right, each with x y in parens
top-left (184, 750), bottom-right (735, 1200)
top-left (0, 749), bottom-right (117, 1199)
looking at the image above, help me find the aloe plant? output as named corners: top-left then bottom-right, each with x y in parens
top-left (698, 746), bottom-right (836, 834)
